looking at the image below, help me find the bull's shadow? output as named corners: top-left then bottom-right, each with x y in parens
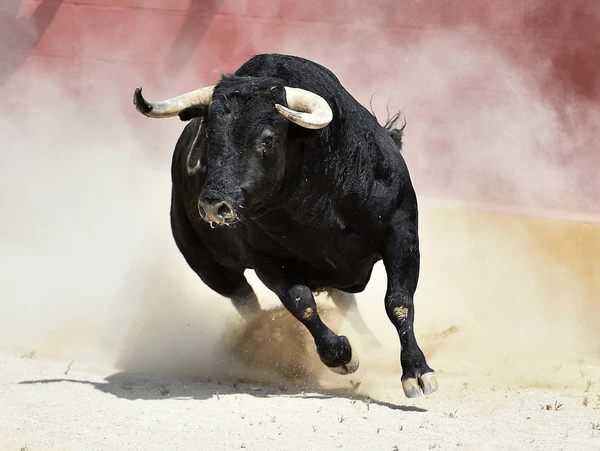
top-left (18, 371), bottom-right (426, 412)
top-left (19, 289), bottom-right (427, 411)
top-left (17, 308), bottom-right (428, 411)
top-left (17, 307), bottom-right (425, 411)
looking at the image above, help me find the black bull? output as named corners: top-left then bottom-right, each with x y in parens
top-left (133, 53), bottom-right (437, 398)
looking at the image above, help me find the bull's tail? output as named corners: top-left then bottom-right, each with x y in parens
top-left (382, 110), bottom-right (405, 153)
top-left (369, 94), bottom-right (406, 152)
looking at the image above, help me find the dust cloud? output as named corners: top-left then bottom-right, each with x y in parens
top-left (0, 2), bottom-right (598, 395)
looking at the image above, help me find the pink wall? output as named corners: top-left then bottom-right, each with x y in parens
top-left (2, 0), bottom-right (598, 215)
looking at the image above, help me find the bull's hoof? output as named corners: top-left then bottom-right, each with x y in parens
top-left (327, 351), bottom-right (359, 375)
top-left (402, 371), bottom-right (438, 398)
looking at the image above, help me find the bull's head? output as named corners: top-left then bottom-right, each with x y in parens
top-left (133, 77), bottom-right (333, 226)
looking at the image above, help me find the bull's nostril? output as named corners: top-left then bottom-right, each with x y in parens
top-left (217, 202), bottom-right (232, 218)
top-left (198, 197), bottom-right (234, 223)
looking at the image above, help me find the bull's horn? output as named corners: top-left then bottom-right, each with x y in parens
top-left (276, 87), bottom-right (333, 129)
top-left (133, 86), bottom-right (215, 118)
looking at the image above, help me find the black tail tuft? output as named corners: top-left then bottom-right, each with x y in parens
top-left (369, 94), bottom-right (406, 153)
top-left (382, 110), bottom-right (406, 153)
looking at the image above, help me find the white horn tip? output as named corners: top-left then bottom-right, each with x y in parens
top-left (276, 103), bottom-right (332, 130)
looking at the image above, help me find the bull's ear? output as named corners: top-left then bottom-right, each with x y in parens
top-left (179, 105), bottom-right (208, 122)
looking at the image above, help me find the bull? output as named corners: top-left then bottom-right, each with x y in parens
top-left (133, 53), bottom-right (437, 398)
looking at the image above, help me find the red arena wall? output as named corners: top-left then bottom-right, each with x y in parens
top-left (2, 0), bottom-right (598, 217)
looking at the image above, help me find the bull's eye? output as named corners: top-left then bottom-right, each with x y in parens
top-left (256, 130), bottom-right (274, 155)
top-left (258, 142), bottom-right (271, 155)
top-left (262, 135), bottom-right (273, 147)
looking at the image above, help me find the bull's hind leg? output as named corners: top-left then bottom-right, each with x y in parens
top-left (328, 289), bottom-right (381, 348)
top-left (190, 260), bottom-right (260, 319)
top-left (382, 196), bottom-right (437, 398)
top-left (255, 266), bottom-right (359, 375)
top-left (171, 203), bottom-right (260, 319)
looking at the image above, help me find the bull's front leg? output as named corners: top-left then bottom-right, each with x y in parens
top-left (255, 263), bottom-right (359, 375)
top-left (383, 202), bottom-right (437, 398)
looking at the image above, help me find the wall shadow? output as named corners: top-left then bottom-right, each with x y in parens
top-left (0, 0), bottom-right (65, 86)
top-left (160, 0), bottom-right (224, 82)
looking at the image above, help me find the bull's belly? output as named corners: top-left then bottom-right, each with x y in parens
top-left (242, 226), bottom-right (383, 291)
top-left (300, 256), bottom-right (380, 293)
top-left (197, 220), bottom-right (383, 292)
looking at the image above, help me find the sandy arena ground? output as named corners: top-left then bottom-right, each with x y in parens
top-left (2, 324), bottom-right (599, 450)
top-left (1, 191), bottom-right (599, 450)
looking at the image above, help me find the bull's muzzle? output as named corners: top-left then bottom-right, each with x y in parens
top-left (198, 198), bottom-right (237, 225)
